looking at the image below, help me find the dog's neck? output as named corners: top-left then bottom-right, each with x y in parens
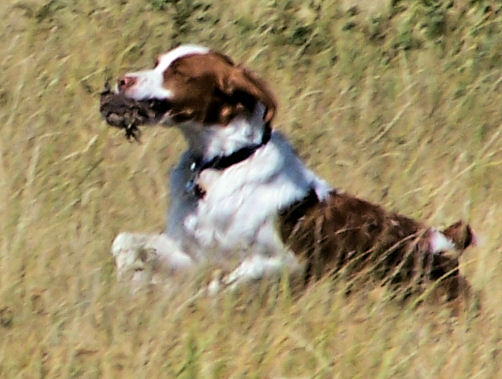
top-left (178, 103), bottom-right (270, 164)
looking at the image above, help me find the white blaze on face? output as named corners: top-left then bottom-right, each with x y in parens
top-left (120, 44), bottom-right (210, 100)
top-left (156, 44), bottom-right (210, 71)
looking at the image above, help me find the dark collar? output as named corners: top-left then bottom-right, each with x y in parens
top-left (186, 125), bottom-right (272, 199)
top-left (196, 125), bottom-right (271, 173)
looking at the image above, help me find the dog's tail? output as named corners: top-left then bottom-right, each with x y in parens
top-left (441, 220), bottom-right (477, 253)
top-left (427, 220), bottom-right (476, 255)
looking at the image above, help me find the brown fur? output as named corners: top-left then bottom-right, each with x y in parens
top-left (160, 52), bottom-right (276, 125)
top-left (442, 220), bottom-right (475, 250)
top-left (279, 190), bottom-right (473, 301)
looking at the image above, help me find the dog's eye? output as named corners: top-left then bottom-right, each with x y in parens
top-left (164, 61), bottom-right (191, 82)
top-left (171, 64), bottom-right (187, 78)
top-left (153, 58), bottom-right (160, 68)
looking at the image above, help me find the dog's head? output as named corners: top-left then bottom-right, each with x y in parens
top-left (106, 45), bottom-right (276, 129)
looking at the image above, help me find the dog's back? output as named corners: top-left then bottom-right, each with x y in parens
top-left (280, 190), bottom-right (475, 300)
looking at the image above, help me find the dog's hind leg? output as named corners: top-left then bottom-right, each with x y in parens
top-left (207, 253), bottom-right (304, 295)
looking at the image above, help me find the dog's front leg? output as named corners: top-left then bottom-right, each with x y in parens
top-left (111, 232), bottom-right (194, 287)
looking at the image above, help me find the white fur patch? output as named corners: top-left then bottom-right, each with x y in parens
top-left (429, 229), bottom-right (455, 253)
top-left (112, 232), bottom-right (194, 281)
top-left (156, 44), bottom-right (210, 71)
top-left (166, 108), bottom-right (332, 263)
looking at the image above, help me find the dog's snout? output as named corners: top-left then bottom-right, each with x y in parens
top-left (118, 75), bottom-right (137, 92)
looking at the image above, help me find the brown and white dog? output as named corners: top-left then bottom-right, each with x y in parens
top-left (108, 44), bottom-right (476, 300)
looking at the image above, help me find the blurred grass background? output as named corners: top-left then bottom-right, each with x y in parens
top-left (1, 0), bottom-right (502, 377)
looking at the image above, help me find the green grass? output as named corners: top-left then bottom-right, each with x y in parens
top-left (2, 0), bottom-right (502, 377)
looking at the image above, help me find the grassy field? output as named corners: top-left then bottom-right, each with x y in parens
top-left (2, 0), bottom-right (502, 377)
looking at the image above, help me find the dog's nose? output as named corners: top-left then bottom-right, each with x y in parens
top-left (117, 75), bottom-right (137, 92)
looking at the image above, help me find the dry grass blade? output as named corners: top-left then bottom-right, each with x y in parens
top-left (1, 0), bottom-right (502, 377)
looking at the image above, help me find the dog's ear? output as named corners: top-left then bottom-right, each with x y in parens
top-left (218, 65), bottom-right (276, 124)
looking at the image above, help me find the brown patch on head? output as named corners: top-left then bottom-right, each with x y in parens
top-left (161, 52), bottom-right (276, 125)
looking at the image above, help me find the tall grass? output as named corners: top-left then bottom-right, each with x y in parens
top-left (1, 0), bottom-right (502, 377)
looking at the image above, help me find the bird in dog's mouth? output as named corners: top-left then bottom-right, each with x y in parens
top-left (99, 83), bottom-right (171, 141)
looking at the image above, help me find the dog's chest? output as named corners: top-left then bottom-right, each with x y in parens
top-left (168, 161), bottom-right (284, 260)
top-left (166, 136), bottom-right (328, 261)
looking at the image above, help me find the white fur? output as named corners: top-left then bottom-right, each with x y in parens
top-left (120, 44), bottom-right (209, 100)
top-left (160, 103), bottom-right (331, 289)
top-left (112, 98), bottom-right (330, 289)
top-left (112, 233), bottom-right (193, 272)
top-left (429, 229), bottom-right (455, 253)
top-left (179, 103), bottom-right (269, 160)
top-left (167, 120), bottom-right (331, 261)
